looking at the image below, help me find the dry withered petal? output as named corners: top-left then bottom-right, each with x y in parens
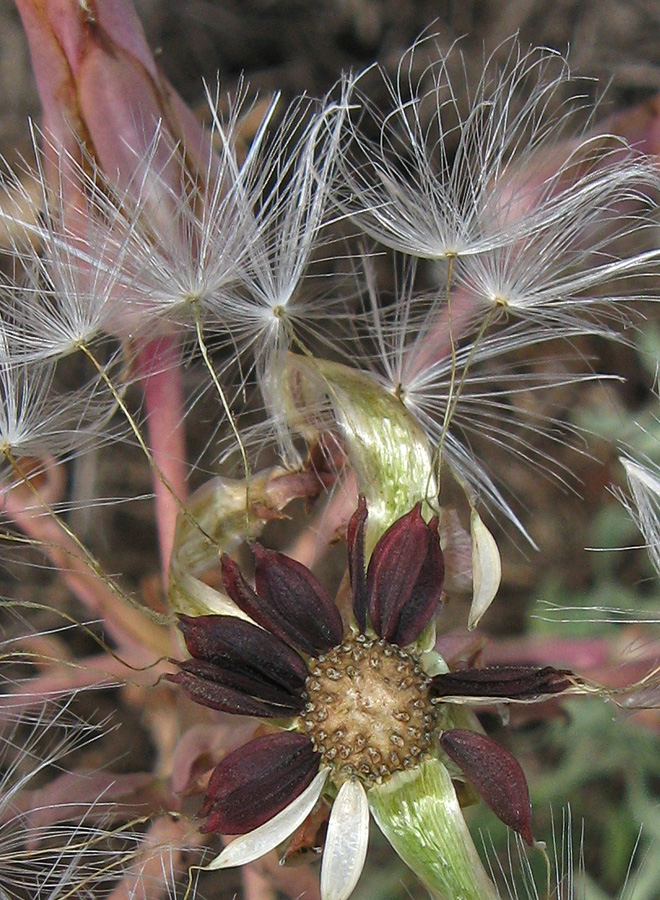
top-left (253, 544), bottom-right (344, 654)
top-left (200, 732), bottom-right (320, 834)
top-left (347, 495), bottom-right (368, 631)
top-left (165, 665), bottom-right (304, 717)
top-left (366, 504), bottom-right (444, 645)
top-left (440, 728), bottom-right (534, 846)
top-left (431, 665), bottom-right (574, 701)
top-left (177, 614), bottom-right (309, 689)
top-left (305, 434), bottom-right (346, 496)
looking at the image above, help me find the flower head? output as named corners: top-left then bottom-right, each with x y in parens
top-left (167, 498), bottom-right (574, 900)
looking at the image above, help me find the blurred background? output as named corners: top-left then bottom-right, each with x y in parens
top-left (2, 2), bottom-right (660, 898)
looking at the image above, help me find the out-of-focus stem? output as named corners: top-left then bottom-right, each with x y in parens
top-left (1, 479), bottom-right (171, 656)
top-left (0, 650), bottom-right (169, 721)
top-left (106, 816), bottom-right (205, 900)
top-left (284, 471), bottom-right (357, 569)
top-left (137, 336), bottom-right (189, 587)
top-left (251, 854), bottom-right (321, 900)
top-left (405, 284), bottom-right (484, 382)
top-left (243, 864), bottom-right (277, 900)
top-left (480, 635), bottom-right (618, 670)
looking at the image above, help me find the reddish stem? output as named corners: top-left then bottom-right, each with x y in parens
top-left (107, 816), bottom-right (205, 900)
top-left (480, 635), bottom-right (618, 670)
top-left (0, 475), bottom-right (170, 657)
top-left (406, 284), bottom-right (484, 382)
top-left (244, 864), bottom-right (277, 900)
top-left (137, 335), bottom-right (188, 588)
top-left (251, 854), bottom-right (321, 900)
top-left (0, 648), bottom-right (169, 717)
top-left (285, 472), bottom-right (358, 569)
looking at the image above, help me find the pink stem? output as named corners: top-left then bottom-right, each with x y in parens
top-left (480, 635), bottom-right (618, 670)
top-left (252, 855), bottom-right (321, 900)
top-left (137, 335), bottom-right (188, 588)
top-left (243, 864), bottom-right (277, 900)
top-left (436, 631), bottom-right (660, 684)
top-left (285, 472), bottom-right (358, 569)
top-left (107, 816), bottom-right (205, 900)
top-left (0, 649), bottom-right (169, 716)
top-left (479, 634), bottom-right (660, 694)
top-left (406, 284), bottom-right (484, 381)
top-left (0, 479), bottom-right (171, 656)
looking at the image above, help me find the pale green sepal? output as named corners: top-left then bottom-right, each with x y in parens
top-left (283, 355), bottom-right (436, 555)
top-left (320, 779), bottom-right (370, 900)
top-left (434, 701), bottom-right (483, 735)
top-left (203, 768), bottom-right (329, 871)
top-left (419, 648), bottom-right (449, 677)
top-left (368, 758), bottom-right (499, 900)
top-left (468, 508), bottom-right (501, 630)
top-left (414, 618), bottom-right (438, 655)
top-left (168, 570), bottom-right (255, 620)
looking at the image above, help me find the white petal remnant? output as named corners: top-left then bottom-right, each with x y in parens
top-left (203, 768), bottom-right (329, 870)
top-left (320, 779), bottom-right (370, 900)
top-left (468, 509), bottom-right (502, 630)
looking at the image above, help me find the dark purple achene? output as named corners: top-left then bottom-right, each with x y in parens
top-left (347, 496), bottom-right (368, 630)
top-left (365, 503), bottom-right (445, 645)
top-left (166, 665), bottom-right (304, 717)
top-left (200, 731), bottom-right (320, 834)
top-left (177, 614), bottom-right (309, 687)
top-left (440, 728), bottom-right (534, 846)
top-left (175, 657), bottom-right (303, 705)
top-left (221, 552), bottom-right (337, 657)
top-left (221, 544), bottom-right (344, 656)
top-left (431, 665), bottom-right (574, 700)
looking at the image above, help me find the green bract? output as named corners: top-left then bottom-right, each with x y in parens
top-left (369, 758), bottom-right (499, 900)
top-left (283, 354), bottom-right (436, 550)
